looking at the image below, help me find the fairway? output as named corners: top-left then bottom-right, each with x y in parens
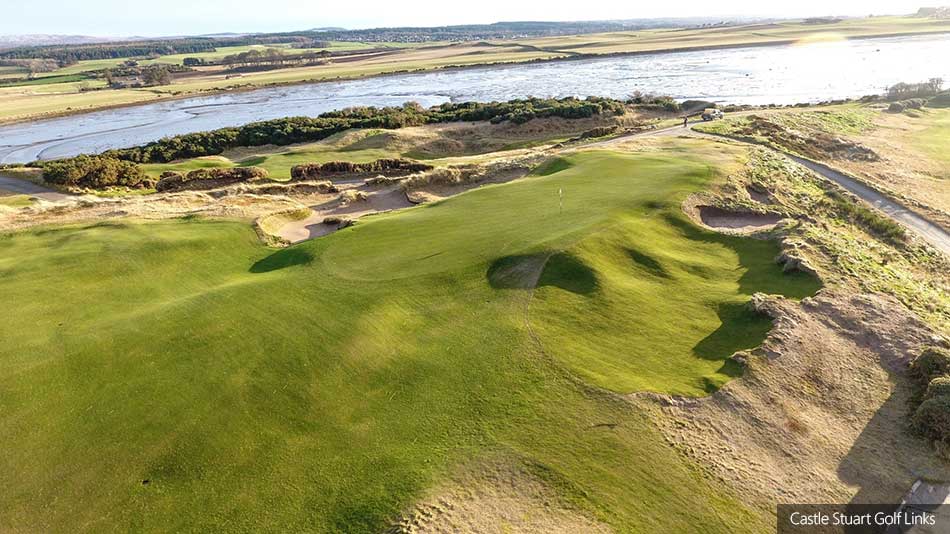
top-left (913, 108), bottom-right (950, 178)
top-left (0, 148), bottom-right (816, 531)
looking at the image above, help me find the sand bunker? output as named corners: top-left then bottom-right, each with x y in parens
top-left (389, 458), bottom-right (610, 534)
top-left (697, 205), bottom-right (782, 232)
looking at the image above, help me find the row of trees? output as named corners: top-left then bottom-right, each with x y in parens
top-left (0, 40), bottom-right (218, 64)
top-left (102, 65), bottom-right (173, 87)
top-left (87, 97), bottom-right (627, 164)
top-left (0, 35), bottom-right (321, 64)
top-left (36, 97), bottom-right (629, 188)
top-left (886, 78), bottom-right (943, 100)
top-left (220, 48), bottom-right (331, 69)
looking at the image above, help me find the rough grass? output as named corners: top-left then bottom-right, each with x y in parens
top-left (696, 105), bottom-right (876, 140)
top-left (142, 147), bottom-right (398, 181)
top-left (142, 123), bottom-right (583, 182)
top-left (0, 74), bottom-right (88, 88)
top-left (0, 148), bottom-right (818, 532)
top-left (0, 194), bottom-right (34, 208)
top-left (912, 108), bottom-right (950, 175)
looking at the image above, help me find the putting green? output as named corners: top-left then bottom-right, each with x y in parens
top-left (0, 146), bottom-right (815, 531)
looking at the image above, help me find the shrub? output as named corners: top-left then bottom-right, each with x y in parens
top-left (291, 159), bottom-right (432, 181)
top-left (680, 100), bottom-right (716, 113)
top-left (910, 347), bottom-right (950, 385)
top-left (155, 171), bottom-right (186, 192)
top-left (887, 102), bottom-right (905, 113)
top-left (924, 376), bottom-right (950, 401)
top-left (886, 79), bottom-right (943, 101)
top-left (42, 155), bottom-right (150, 189)
top-left (627, 92), bottom-right (682, 112)
top-left (339, 190), bottom-right (368, 204)
top-left (929, 92), bottom-right (950, 108)
top-left (914, 394), bottom-right (950, 444)
top-left (579, 126), bottom-right (620, 139)
top-left (155, 167), bottom-right (267, 192)
top-left (823, 190), bottom-right (906, 243)
top-left (185, 166), bottom-right (267, 182)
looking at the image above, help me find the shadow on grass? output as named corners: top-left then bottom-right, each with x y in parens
top-left (664, 213), bottom-right (822, 299)
top-left (625, 247), bottom-right (670, 278)
top-left (250, 247), bottom-right (314, 273)
top-left (487, 252), bottom-right (597, 294)
top-left (530, 157), bottom-right (573, 177)
top-left (693, 302), bottom-right (772, 361)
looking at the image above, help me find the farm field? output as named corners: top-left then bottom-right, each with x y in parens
top-left (1, 15), bottom-right (948, 123)
top-left (518, 15), bottom-right (950, 54)
top-left (0, 146), bottom-right (819, 531)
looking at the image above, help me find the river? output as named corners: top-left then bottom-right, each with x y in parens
top-left (1, 33), bottom-right (948, 163)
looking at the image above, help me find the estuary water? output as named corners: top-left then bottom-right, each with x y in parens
top-left (1, 33), bottom-right (948, 163)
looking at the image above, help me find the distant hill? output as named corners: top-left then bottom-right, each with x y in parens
top-left (0, 34), bottom-right (121, 50)
top-left (294, 17), bottom-right (773, 43)
top-left (0, 17), bottom-right (774, 60)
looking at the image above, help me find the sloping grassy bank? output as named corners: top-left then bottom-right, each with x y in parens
top-left (0, 146), bottom-right (817, 531)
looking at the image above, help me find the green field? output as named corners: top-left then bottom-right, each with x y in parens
top-left (140, 41), bottom-right (384, 66)
top-left (913, 109), bottom-right (950, 176)
top-left (0, 194), bottom-right (33, 208)
top-left (0, 73), bottom-right (88, 87)
top-left (0, 148), bottom-right (817, 531)
top-left (142, 136), bottom-right (401, 181)
top-left (140, 127), bottom-right (568, 181)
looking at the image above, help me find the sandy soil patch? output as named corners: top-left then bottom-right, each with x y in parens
top-left (681, 193), bottom-right (783, 235)
top-left (388, 458), bottom-right (611, 534)
top-left (0, 187), bottom-right (314, 232)
top-left (276, 184), bottom-right (413, 243)
top-left (697, 205), bottom-right (782, 231)
top-left (649, 289), bottom-right (950, 508)
top-left (274, 153), bottom-right (543, 243)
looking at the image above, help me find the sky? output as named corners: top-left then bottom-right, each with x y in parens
top-left (0, 0), bottom-right (929, 36)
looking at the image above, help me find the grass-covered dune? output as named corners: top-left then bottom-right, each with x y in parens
top-left (0, 146), bottom-right (818, 531)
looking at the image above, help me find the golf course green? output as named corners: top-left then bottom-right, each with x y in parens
top-left (0, 147), bottom-right (819, 531)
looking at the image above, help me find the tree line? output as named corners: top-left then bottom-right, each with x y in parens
top-left (35, 97), bottom-right (627, 189)
top-left (90, 97), bottom-right (626, 164)
top-left (0, 40), bottom-right (219, 64)
top-left (886, 78), bottom-right (943, 100)
top-left (0, 35), bottom-right (318, 64)
top-left (220, 48), bottom-right (331, 69)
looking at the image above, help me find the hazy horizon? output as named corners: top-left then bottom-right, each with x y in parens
top-left (0, 0), bottom-right (925, 37)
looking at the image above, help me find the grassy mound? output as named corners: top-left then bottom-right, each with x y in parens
top-left (0, 148), bottom-right (816, 531)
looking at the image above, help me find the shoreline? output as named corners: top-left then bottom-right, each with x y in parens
top-left (1, 27), bottom-right (948, 129)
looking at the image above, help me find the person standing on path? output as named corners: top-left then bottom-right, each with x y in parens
top-left (683, 116), bottom-right (688, 127)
